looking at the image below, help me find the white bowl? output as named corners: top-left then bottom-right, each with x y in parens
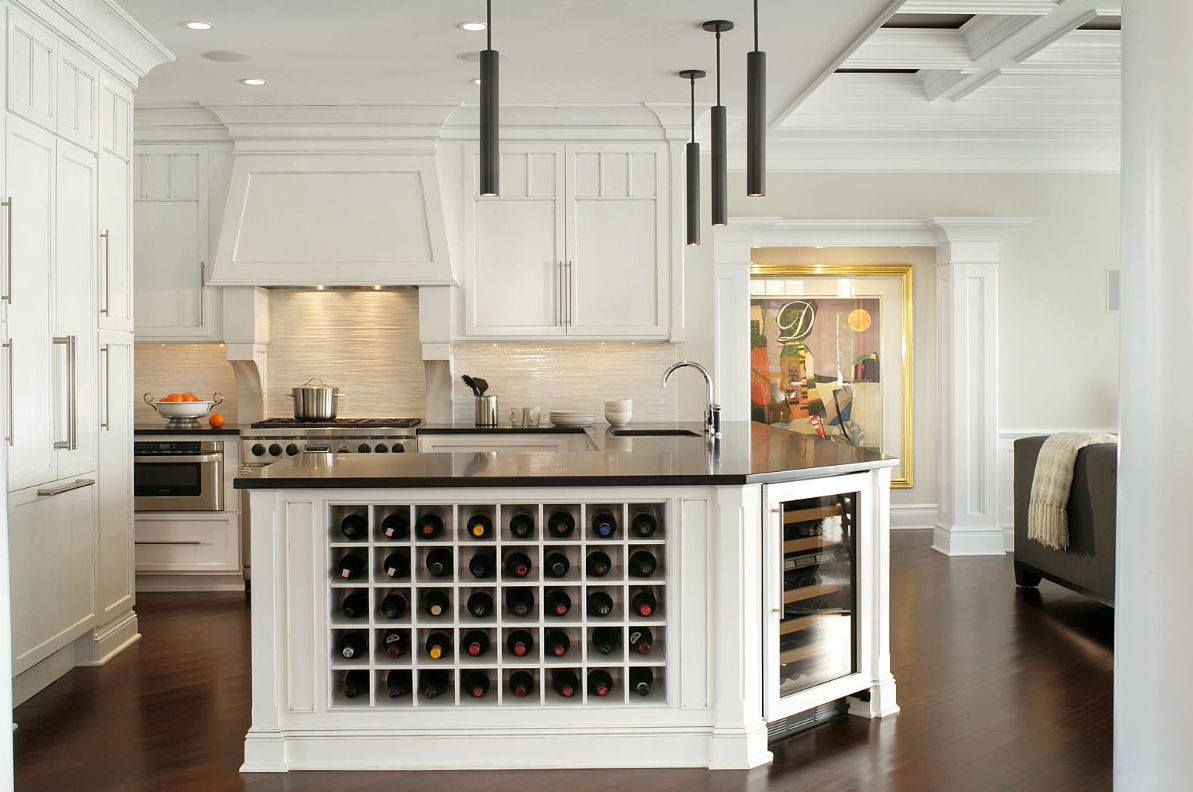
top-left (150, 401), bottom-right (218, 419)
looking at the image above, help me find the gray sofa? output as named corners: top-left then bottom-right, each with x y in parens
top-left (1013, 436), bottom-right (1117, 606)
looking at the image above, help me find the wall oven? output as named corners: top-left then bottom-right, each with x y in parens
top-left (134, 440), bottom-right (225, 512)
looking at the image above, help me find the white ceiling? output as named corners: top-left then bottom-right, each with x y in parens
top-left (120, 0), bottom-right (897, 123)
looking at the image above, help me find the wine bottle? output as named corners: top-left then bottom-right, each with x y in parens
top-left (467, 590), bottom-right (494, 618)
top-left (552, 670), bottom-right (579, 699)
top-left (340, 590), bottom-right (368, 619)
top-left (416, 512), bottom-right (445, 540)
top-left (630, 589), bottom-right (658, 618)
top-left (380, 591), bottom-right (409, 620)
top-left (382, 550), bottom-right (410, 579)
top-left (503, 551), bottom-right (533, 579)
top-left (591, 626), bottom-right (621, 655)
top-left (462, 670), bottom-right (491, 699)
top-left (382, 629), bottom-right (409, 658)
top-left (425, 548), bottom-right (453, 578)
top-left (631, 511), bottom-right (658, 538)
top-left (335, 552), bottom-right (366, 580)
top-left (587, 668), bottom-right (613, 698)
top-left (380, 511), bottom-right (409, 540)
top-left (337, 631), bottom-right (367, 659)
top-left (628, 549), bottom-right (658, 578)
top-left (629, 626), bottom-right (654, 655)
top-left (506, 629), bottom-right (534, 658)
top-left (343, 669), bottom-right (370, 699)
top-left (590, 510), bottom-right (618, 539)
top-left (466, 513), bottom-right (493, 540)
top-left (462, 629), bottom-right (491, 658)
top-left (339, 512), bottom-right (367, 541)
top-left (586, 589), bottom-right (614, 618)
top-left (546, 511), bottom-right (576, 538)
top-left (509, 511), bottom-right (536, 539)
top-left (420, 669), bottom-right (450, 700)
top-left (468, 551), bottom-right (496, 579)
top-left (424, 630), bottom-right (452, 661)
top-left (509, 670), bottom-right (535, 698)
top-left (544, 589), bottom-right (572, 617)
top-left (543, 551), bottom-right (570, 578)
top-left (585, 550), bottom-right (612, 578)
top-left (544, 629), bottom-right (570, 658)
top-left (629, 666), bottom-right (653, 697)
top-left (421, 589), bottom-right (449, 618)
top-left (386, 669), bottom-right (412, 699)
top-left (505, 588), bottom-right (534, 617)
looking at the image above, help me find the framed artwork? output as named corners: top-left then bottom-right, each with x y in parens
top-left (749, 264), bottom-right (915, 488)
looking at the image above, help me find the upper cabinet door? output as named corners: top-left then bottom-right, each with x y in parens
top-left (55, 43), bottom-right (99, 151)
top-left (7, 8), bottom-right (57, 132)
top-left (98, 75), bottom-right (134, 330)
top-left (464, 145), bottom-right (566, 337)
top-left (564, 145), bottom-right (670, 339)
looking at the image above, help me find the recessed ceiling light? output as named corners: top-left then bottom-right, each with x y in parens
top-left (240, 78), bottom-right (268, 86)
top-left (184, 21), bottom-right (214, 31)
top-left (458, 22), bottom-right (487, 31)
top-left (202, 50), bottom-right (253, 63)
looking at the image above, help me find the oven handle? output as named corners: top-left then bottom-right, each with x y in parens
top-left (134, 453), bottom-right (224, 464)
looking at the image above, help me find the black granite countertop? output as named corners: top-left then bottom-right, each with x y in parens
top-left (418, 423), bottom-right (587, 435)
top-left (235, 422), bottom-right (895, 489)
top-left (135, 424), bottom-right (243, 436)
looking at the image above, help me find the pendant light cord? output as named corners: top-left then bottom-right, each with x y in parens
top-left (487, 0), bottom-right (492, 50)
top-left (690, 75), bottom-right (695, 140)
top-left (753, 0), bottom-right (759, 52)
top-left (715, 30), bottom-right (722, 105)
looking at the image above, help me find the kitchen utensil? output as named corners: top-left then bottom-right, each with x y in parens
top-left (509, 408), bottom-right (526, 427)
top-left (144, 392), bottom-right (224, 429)
top-left (290, 377), bottom-right (344, 421)
top-left (461, 375), bottom-right (481, 397)
top-left (605, 399), bottom-right (632, 427)
top-left (473, 377), bottom-right (490, 395)
top-left (476, 395), bottom-right (499, 427)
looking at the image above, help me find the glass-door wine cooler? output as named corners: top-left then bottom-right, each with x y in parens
top-left (764, 474), bottom-right (871, 722)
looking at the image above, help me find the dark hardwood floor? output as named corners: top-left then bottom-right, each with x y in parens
top-left (13, 531), bottom-right (1113, 792)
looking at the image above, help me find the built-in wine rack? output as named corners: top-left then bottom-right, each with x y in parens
top-left (326, 502), bottom-right (668, 708)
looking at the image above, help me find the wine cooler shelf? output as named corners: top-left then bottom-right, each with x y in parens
top-left (326, 501), bottom-right (669, 709)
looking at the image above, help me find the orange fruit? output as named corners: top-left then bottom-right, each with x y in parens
top-left (182, 392), bottom-right (200, 402)
top-left (209, 414), bottom-right (226, 429)
top-left (162, 393), bottom-right (184, 403)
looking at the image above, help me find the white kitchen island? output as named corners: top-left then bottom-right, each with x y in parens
top-left (236, 423), bottom-right (898, 771)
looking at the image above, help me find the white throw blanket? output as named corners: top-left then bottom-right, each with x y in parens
top-left (1027, 432), bottom-right (1117, 550)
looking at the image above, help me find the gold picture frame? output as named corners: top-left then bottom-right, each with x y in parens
top-left (750, 263), bottom-right (915, 489)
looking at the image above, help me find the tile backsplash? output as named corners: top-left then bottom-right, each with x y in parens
top-left (451, 343), bottom-right (678, 424)
top-left (135, 344), bottom-right (240, 424)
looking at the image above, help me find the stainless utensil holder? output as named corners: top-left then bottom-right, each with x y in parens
top-left (475, 395), bottom-right (499, 427)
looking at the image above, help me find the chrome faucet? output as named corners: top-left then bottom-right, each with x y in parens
top-left (661, 360), bottom-right (721, 437)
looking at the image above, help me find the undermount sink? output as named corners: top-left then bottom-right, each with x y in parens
top-left (610, 429), bottom-right (702, 438)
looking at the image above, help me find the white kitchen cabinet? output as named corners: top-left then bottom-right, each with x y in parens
top-left (463, 142), bottom-right (676, 341)
top-left (134, 514), bottom-right (241, 575)
top-left (54, 42), bottom-right (98, 151)
top-left (6, 7), bottom-right (56, 132)
top-left (98, 75), bottom-right (133, 330)
top-left (416, 432), bottom-right (590, 453)
top-left (96, 332), bottom-right (134, 625)
top-left (8, 477), bottom-right (97, 675)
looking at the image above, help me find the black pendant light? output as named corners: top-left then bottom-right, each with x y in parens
top-left (746, 0), bottom-right (766, 197)
top-left (703, 20), bottom-right (734, 226)
top-left (679, 69), bottom-right (706, 247)
top-left (479, 0), bottom-right (500, 196)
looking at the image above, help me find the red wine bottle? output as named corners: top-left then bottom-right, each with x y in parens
top-left (421, 589), bottom-right (449, 617)
top-left (629, 626), bottom-right (654, 655)
top-left (466, 513), bottom-right (493, 540)
top-left (590, 510), bottom-right (618, 539)
top-left (552, 670), bottom-right (579, 699)
top-left (337, 631), bottom-right (367, 659)
top-left (630, 588), bottom-right (658, 617)
top-left (586, 589), bottom-right (614, 618)
top-left (467, 590), bottom-right (494, 618)
top-left (380, 591), bottom-right (409, 620)
top-left (343, 669), bottom-right (370, 699)
top-left (339, 512), bottom-right (367, 541)
top-left (545, 629), bottom-right (571, 657)
top-left (416, 512), bottom-right (445, 540)
top-left (424, 630), bottom-right (452, 661)
top-left (505, 588), bottom-right (534, 617)
top-left (628, 550), bottom-right (658, 578)
top-left (386, 669), bottom-right (412, 698)
top-left (592, 626), bottom-right (621, 655)
top-left (630, 511), bottom-right (658, 538)
top-left (420, 669), bottom-right (450, 700)
top-left (425, 548), bottom-right (453, 578)
top-left (504, 551), bottom-right (533, 579)
top-left (544, 589), bottom-right (572, 617)
top-left (462, 629), bottom-right (491, 658)
top-left (587, 668), bottom-right (614, 698)
top-left (544, 551), bottom-right (570, 578)
top-left (629, 667), bottom-right (653, 697)
top-left (547, 511), bottom-right (576, 538)
top-left (509, 511), bottom-right (535, 539)
top-left (468, 551), bottom-right (496, 579)
top-left (506, 629), bottom-right (534, 658)
top-left (509, 670), bottom-right (535, 698)
top-left (340, 590), bottom-right (368, 619)
top-left (380, 511), bottom-right (409, 539)
top-left (462, 671), bottom-right (491, 699)
top-left (382, 629), bottom-right (409, 658)
top-left (585, 550), bottom-right (612, 578)
top-left (335, 552), bottom-right (366, 580)
top-left (382, 550), bottom-right (410, 579)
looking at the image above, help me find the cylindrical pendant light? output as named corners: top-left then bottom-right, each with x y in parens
top-left (479, 0), bottom-right (500, 196)
top-left (747, 0), bottom-right (766, 197)
top-left (679, 69), bottom-right (706, 247)
top-left (703, 20), bottom-right (734, 226)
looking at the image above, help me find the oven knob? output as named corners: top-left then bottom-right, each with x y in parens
top-left (251, 443), bottom-right (266, 457)
top-left (358, 443), bottom-right (372, 453)
top-left (392, 443), bottom-right (405, 453)
top-left (286, 444), bottom-right (299, 456)
top-left (374, 443), bottom-right (388, 453)
top-left (268, 444), bottom-right (283, 457)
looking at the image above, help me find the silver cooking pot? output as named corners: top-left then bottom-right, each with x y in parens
top-left (290, 377), bottom-right (345, 420)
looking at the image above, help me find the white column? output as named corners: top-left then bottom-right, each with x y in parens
top-left (712, 232), bottom-right (754, 422)
top-left (931, 218), bottom-right (1030, 556)
top-left (1115, 2), bottom-right (1193, 788)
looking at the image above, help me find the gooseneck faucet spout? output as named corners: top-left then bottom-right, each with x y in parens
top-left (661, 360), bottom-right (721, 437)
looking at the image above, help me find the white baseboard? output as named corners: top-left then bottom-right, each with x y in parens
top-left (932, 525), bottom-right (1008, 556)
top-left (136, 573), bottom-right (246, 592)
top-left (13, 640), bottom-right (79, 707)
top-left (76, 610), bottom-right (141, 667)
top-left (891, 503), bottom-right (939, 531)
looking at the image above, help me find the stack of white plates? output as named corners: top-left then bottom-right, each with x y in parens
top-left (549, 410), bottom-right (596, 428)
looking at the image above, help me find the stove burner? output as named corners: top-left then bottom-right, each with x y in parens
top-left (250, 418), bottom-right (421, 429)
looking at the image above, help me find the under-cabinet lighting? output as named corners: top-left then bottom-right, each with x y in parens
top-left (315, 285), bottom-right (326, 291)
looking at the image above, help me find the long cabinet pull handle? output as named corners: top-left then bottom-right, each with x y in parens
top-left (53, 337), bottom-right (70, 449)
top-left (198, 261), bottom-right (205, 327)
top-left (99, 230), bottom-right (111, 316)
top-left (135, 540), bottom-right (201, 546)
top-left (51, 336), bottom-right (78, 450)
top-left (101, 344), bottom-right (111, 431)
top-left (566, 260), bottom-right (574, 327)
top-left (557, 261), bottom-right (564, 327)
top-left (2, 197), bottom-right (11, 304)
top-left (37, 478), bottom-right (94, 497)
top-left (3, 340), bottom-right (12, 446)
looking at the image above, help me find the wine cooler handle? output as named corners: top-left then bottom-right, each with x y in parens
top-left (1, 197), bottom-right (11, 304)
top-left (769, 505), bottom-right (782, 621)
